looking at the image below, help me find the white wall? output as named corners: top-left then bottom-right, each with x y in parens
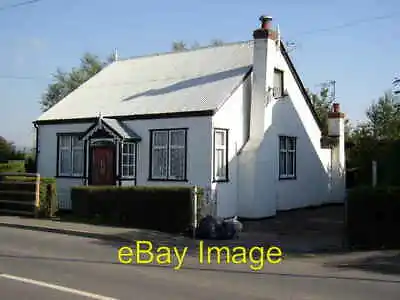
top-left (37, 116), bottom-right (212, 209)
top-left (270, 45), bottom-right (333, 211)
top-left (212, 76), bottom-right (251, 218)
top-left (123, 116), bottom-right (212, 188)
top-left (37, 123), bottom-right (92, 209)
top-left (235, 38), bottom-right (335, 218)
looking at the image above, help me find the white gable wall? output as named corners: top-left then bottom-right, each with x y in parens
top-left (235, 37), bottom-right (335, 218)
top-left (272, 46), bottom-right (332, 211)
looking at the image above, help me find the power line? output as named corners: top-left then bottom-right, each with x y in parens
top-left (292, 11), bottom-right (399, 37)
top-left (0, 11), bottom-right (398, 81)
top-left (0, 0), bottom-right (44, 12)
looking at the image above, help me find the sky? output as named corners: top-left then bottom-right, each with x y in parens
top-left (0, 0), bottom-right (398, 148)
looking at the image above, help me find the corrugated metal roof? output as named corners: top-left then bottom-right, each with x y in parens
top-left (36, 41), bottom-right (254, 121)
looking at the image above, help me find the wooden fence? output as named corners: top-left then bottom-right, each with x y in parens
top-left (0, 172), bottom-right (40, 217)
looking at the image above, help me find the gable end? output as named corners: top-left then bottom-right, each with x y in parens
top-left (280, 44), bottom-right (324, 133)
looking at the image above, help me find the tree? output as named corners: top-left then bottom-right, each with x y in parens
top-left (307, 86), bottom-right (354, 139)
top-left (210, 39), bottom-right (224, 46)
top-left (40, 52), bottom-right (114, 112)
top-left (365, 91), bottom-right (400, 140)
top-left (0, 136), bottom-right (25, 162)
top-left (172, 41), bottom-right (188, 52)
top-left (307, 87), bottom-right (332, 135)
top-left (171, 39), bottom-right (225, 52)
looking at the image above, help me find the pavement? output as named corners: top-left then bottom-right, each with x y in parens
top-left (0, 214), bottom-right (343, 254)
top-left (0, 216), bottom-right (400, 299)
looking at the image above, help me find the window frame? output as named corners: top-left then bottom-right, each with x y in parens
top-left (56, 133), bottom-right (85, 178)
top-left (278, 135), bottom-right (297, 180)
top-left (213, 128), bottom-right (229, 182)
top-left (120, 141), bottom-right (137, 179)
top-left (273, 68), bottom-right (284, 98)
top-left (149, 128), bottom-right (188, 181)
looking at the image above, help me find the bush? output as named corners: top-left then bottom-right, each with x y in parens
top-left (71, 185), bottom-right (195, 233)
top-left (24, 156), bottom-right (36, 173)
top-left (0, 161), bottom-right (25, 173)
top-left (346, 186), bottom-right (400, 249)
top-left (0, 175), bottom-right (57, 218)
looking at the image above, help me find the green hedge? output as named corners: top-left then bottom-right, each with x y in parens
top-left (71, 186), bottom-right (195, 233)
top-left (346, 186), bottom-right (400, 249)
top-left (0, 176), bottom-right (57, 218)
top-left (0, 161), bottom-right (25, 173)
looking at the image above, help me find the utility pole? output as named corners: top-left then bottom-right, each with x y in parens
top-left (318, 80), bottom-right (336, 103)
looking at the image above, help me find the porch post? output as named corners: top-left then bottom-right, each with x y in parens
top-left (84, 140), bottom-right (90, 186)
top-left (116, 140), bottom-right (120, 186)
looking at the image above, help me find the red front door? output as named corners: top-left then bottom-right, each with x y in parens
top-left (90, 146), bottom-right (115, 185)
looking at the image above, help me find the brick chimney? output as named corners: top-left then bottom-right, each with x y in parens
top-left (248, 15), bottom-right (276, 141)
top-left (328, 102), bottom-right (345, 137)
top-left (253, 16), bottom-right (278, 40)
top-left (239, 15), bottom-right (280, 218)
top-left (327, 102), bottom-right (346, 203)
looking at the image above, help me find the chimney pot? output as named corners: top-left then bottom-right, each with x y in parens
top-left (332, 103), bottom-right (340, 113)
top-left (259, 15), bottom-right (273, 30)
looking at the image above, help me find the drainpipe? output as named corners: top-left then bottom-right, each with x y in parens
top-left (33, 122), bottom-right (39, 173)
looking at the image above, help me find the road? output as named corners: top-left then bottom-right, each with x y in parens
top-left (0, 226), bottom-right (399, 300)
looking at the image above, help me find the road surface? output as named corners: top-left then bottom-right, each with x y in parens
top-left (0, 226), bottom-right (399, 299)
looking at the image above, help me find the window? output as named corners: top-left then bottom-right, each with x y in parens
top-left (213, 129), bottom-right (228, 181)
top-left (121, 142), bottom-right (136, 178)
top-left (150, 129), bottom-right (187, 180)
top-left (57, 135), bottom-right (84, 177)
top-left (279, 136), bottom-right (296, 179)
top-left (273, 69), bottom-right (284, 98)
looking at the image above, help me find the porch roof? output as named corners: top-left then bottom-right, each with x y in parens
top-left (81, 116), bottom-right (141, 142)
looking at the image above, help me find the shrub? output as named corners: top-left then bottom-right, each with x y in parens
top-left (71, 185), bottom-right (195, 233)
top-left (0, 161), bottom-right (25, 173)
top-left (346, 186), bottom-right (400, 249)
top-left (0, 175), bottom-right (57, 218)
top-left (24, 156), bottom-right (36, 173)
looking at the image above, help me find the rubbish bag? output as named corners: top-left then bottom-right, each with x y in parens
top-left (222, 216), bottom-right (243, 240)
top-left (196, 215), bottom-right (243, 240)
top-left (196, 215), bottom-right (224, 239)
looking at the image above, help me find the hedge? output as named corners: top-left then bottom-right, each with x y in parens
top-left (0, 175), bottom-right (57, 218)
top-left (346, 186), bottom-right (400, 249)
top-left (71, 186), bottom-right (196, 233)
top-left (0, 161), bottom-right (25, 173)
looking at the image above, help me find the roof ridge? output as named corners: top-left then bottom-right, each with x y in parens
top-left (117, 40), bottom-right (252, 62)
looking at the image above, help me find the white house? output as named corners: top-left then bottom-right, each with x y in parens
top-left (33, 15), bottom-right (346, 218)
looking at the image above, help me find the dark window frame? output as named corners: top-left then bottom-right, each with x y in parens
top-left (148, 128), bottom-right (188, 182)
top-left (213, 128), bottom-right (229, 183)
top-left (120, 141), bottom-right (137, 180)
top-left (273, 68), bottom-right (284, 98)
top-left (278, 135), bottom-right (297, 180)
top-left (56, 132), bottom-right (85, 178)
